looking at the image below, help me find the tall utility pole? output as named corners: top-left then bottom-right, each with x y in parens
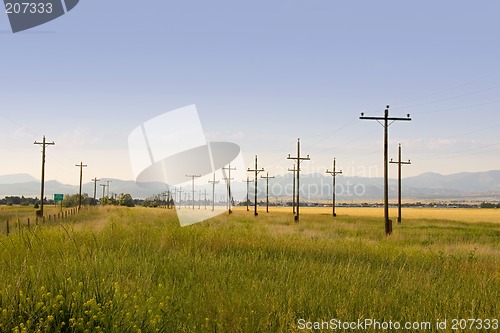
top-left (204, 189), bottom-right (207, 210)
top-left (100, 184), bottom-right (106, 202)
top-left (287, 138), bottom-right (310, 223)
top-left (185, 175), bottom-right (201, 210)
top-left (243, 177), bottom-right (252, 211)
top-left (91, 177), bottom-right (100, 205)
top-left (247, 155), bottom-right (264, 216)
top-left (75, 162), bottom-right (88, 209)
top-left (222, 163), bottom-right (236, 214)
top-left (326, 158), bottom-right (343, 217)
top-left (208, 173), bottom-right (219, 211)
top-left (360, 105), bottom-right (411, 235)
top-left (287, 164), bottom-right (298, 214)
top-left (106, 180), bottom-right (112, 199)
top-left (390, 143), bottom-right (411, 224)
top-left (261, 172), bottom-right (275, 213)
top-left (177, 186), bottom-right (184, 210)
top-left (34, 136), bottom-right (55, 216)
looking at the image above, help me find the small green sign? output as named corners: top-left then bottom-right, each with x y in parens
top-left (54, 194), bottom-right (64, 202)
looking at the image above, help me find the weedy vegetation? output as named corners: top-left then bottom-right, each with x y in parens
top-left (0, 206), bottom-right (498, 332)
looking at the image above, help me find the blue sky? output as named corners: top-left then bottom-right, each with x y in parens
top-left (1, 1), bottom-right (499, 185)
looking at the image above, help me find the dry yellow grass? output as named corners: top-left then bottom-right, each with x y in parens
top-left (233, 206), bottom-right (499, 223)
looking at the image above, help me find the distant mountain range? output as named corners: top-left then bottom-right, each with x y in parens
top-left (0, 171), bottom-right (499, 201)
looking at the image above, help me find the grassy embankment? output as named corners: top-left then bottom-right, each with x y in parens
top-left (0, 206), bottom-right (498, 332)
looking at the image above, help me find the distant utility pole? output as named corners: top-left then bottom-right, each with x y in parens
top-left (326, 158), bottom-right (343, 217)
top-left (204, 189), bottom-right (207, 210)
top-left (261, 172), bottom-right (275, 213)
top-left (247, 155), bottom-right (264, 216)
top-left (222, 163), bottom-right (236, 214)
top-left (390, 143), bottom-right (411, 224)
top-left (208, 173), bottom-right (219, 211)
top-left (166, 189), bottom-right (171, 209)
top-left (287, 164), bottom-right (298, 214)
top-left (243, 177), bottom-right (252, 211)
top-left (177, 186), bottom-right (184, 210)
top-left (106, 180), bottom-right (112, 199)
top-left (185, 175), bottom-right (201, 210)
top-left (34, 136), bottom-right (55, 216)
top-left (100, 184), bottom-right (106, 201)
top-left (287, 138), bottom-right (310, 223)
top-left (91, 177), bottom-right (100, 206)
top-left (75, 162), bottom-right (88, 209)
top-left (360, 105), bottom-right (411, 235)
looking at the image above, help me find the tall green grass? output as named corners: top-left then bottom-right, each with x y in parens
top-left (0, 207), bottom-right (498, 332)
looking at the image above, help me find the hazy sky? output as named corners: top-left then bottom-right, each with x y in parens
top-left (1, 1), bottom-right (499, 185)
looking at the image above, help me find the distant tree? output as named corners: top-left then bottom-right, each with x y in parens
top-left (119, 193), bottom-right (135, 207)
top-left (480, 202), bottom-right (496, 208)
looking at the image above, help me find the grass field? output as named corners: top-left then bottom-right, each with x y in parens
top-left (0, 206), bottom-right (498, 332)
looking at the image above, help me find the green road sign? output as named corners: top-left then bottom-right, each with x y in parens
top-left (54, 194), bottom-right (64, 202)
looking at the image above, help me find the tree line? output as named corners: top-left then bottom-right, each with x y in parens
top-left (0, 193), bottom-right (136, 207)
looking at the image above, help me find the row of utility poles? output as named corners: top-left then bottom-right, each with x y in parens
top-left (34, 135), bottom-right (115, 215)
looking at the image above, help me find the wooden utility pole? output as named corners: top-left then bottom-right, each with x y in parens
top-left (243, 177), bottom-right (252, 211)
top-left (34, 136), bottom-right (55, 216)
top-left (208, 173), bottom-right (219, 211)
top-left (326, 158), bottom-right (342, 217)
top-left (261, 172), bottom-right (275, 213)
top-left (91, 177), bottom-right (100, 205)
top-left (247, 155), bottom-right (264, 216)
top-left (185, 175), bottom-right (201, 210)
top-left (390, 143), bottom-right (411, 224)
top-left (287, 164), bottom-right (298, 214)
top-left (287, 138), bottom-right (310, 223)
top-left (100, 184), bottom-right (106, 202)
top-left (106, 180), bottom-right (112, 199)
top-left (75, 162), bottom-right (88, 209)
top-left (222, 163), bottom-right (236, 214)
top-left (360, 106), bottom-right (411, 235)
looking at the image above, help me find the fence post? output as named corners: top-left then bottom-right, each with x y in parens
top-left (27, 218), bottom-right (30, 228)
top-left (6, 220), bottom-right (9, 235)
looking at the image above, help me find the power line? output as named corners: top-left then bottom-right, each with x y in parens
top-left (360, 106), bottom-right (411, 236)
top-left (247, 155), bottom-right (264, 216)
top-left (75, 162), bottom-right (88, 209)
top-left (287, 138), bottom-right (310, 223)
top-left (326, 158), bottom-right (342, 217)
top-left (34, 136), bottom-right (55, 217)
top-left (390, 143), bottom-right (411, 224)
top-left (260, 172), bottom-right (275, 213)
